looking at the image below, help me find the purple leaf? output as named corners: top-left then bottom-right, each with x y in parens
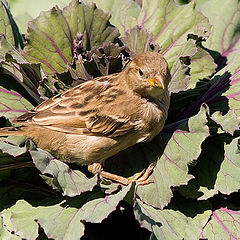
top-left (23, 0), bottom-right (120, 75)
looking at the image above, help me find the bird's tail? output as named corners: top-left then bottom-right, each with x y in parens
top-left (0, 126), bottom-right (26, 136)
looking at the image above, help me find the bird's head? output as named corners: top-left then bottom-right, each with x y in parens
top-left (124, 52), bottom-right (171, 100)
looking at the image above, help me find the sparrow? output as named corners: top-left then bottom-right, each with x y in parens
top-left (0, 52), bottom-right (171, 185)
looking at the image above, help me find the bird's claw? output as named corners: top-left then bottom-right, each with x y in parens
top-left (99, 162), bottom-right (156, 186)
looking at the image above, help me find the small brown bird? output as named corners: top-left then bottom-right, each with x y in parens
top-left (0, 52), bottom-right (171, 185)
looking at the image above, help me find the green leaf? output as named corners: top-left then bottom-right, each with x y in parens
top-left (29, 147), bottom-right (98, 196)
top-left (221, 57), bottom-right (240, 118)
top-left (0, 1), bottom-right (14, 46)
top-left (138, 0), bottom-right (211, 68)
top-left (0, 216), bottom-right (21, 240)
top-left (81, 184), bottom-right (132, 222)
top-left (1, 62), bottom-right (42, 105)
top-left (121, 26), bottom-right (161, 57)
top-left (0, 140), bottom-right (27, 157)
top-left (168, 39), bottom-right (198, 93)
top-left (40, 185), bottom-right (131, 239)
top-left (22, 5), bottom-right (73, 75)
top-left (211, 110), bottom-right (240, 135)
top-left (2, 185), bottom-right (131, 240)
top-left (195, 137), bottom-right (240, 199)
top-left (196, 0), bottom-right (240, 59)
top-left (2, 200), bottom-right (39, 240)
top-left (197, 187), bottom-right (218, 201)
top-left (203, 30), bottom-right (240, 127)
top-left (0, 34), bottom-right (25, 62)
top-left (202, 207), bottom-right (240, 239)
top-left (214, 138), bottom-right (240, 195)
top-left (1, 0), bottom-right (24, 49)
top-left (0, 0), bottom-right (24, 49)
top-left (36, 199), bottom-right (86, 240)
top-left (135, 199), bottom-right (211, 240)
top-left (194, 0), bottom-right (240, 118)
top-left (224, 75), bottom-right (240, 117)
top-left (0, 85), bottom-right (33, 119)
top-left (63, 0), bottom-right (119, 50)
top-left (188, 46), bottom-right (217, 89)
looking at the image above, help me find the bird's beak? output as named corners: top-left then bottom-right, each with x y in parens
top-left (146, 75), bottom-right (164, 89)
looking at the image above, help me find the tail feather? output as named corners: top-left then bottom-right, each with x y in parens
top-left (0, 126), bottom-right (26, 136)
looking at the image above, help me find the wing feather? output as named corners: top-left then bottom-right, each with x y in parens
top-left (13, 74), bottom-right (137, 138)
top-left (86, 114), bottom-right (135, 137)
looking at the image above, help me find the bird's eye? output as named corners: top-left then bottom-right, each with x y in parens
top-left (138, 68), bottom-right (144, 76)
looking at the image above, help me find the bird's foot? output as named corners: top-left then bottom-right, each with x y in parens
top-left (99, 162), bottom-right (156, 186)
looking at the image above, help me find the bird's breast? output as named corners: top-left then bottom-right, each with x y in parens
top-left (137, 100), bottom-right (168, 142)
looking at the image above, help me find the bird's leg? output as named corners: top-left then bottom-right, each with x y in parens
top-left (88, 162), bottom-right (156, 186)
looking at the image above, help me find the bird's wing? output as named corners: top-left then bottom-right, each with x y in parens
top-left (84, 114), bottom-right (135, 137)
top-left (13, 75), bottom-right (136, 137)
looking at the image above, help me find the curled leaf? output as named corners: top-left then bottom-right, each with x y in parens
top-left (29, 147), bottom-right (98, 196)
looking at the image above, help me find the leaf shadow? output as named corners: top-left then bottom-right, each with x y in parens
top-left (194, 136), bottom-right (225, 190)
top-left (168, 71), bottom-right (231, 123)
top-left (83, 201), bottom-right (151, 240)
top-left (0, 116), bottom-right (7, 127)
top-left (175, 133), bottom-right (234, 204)
top-left (0, 171), bottom-right (64, 212)
top-left (167, 191), bottom-right (211, 218)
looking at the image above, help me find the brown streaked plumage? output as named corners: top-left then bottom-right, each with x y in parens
top-left (0, 52), bottom-right (171, 185)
